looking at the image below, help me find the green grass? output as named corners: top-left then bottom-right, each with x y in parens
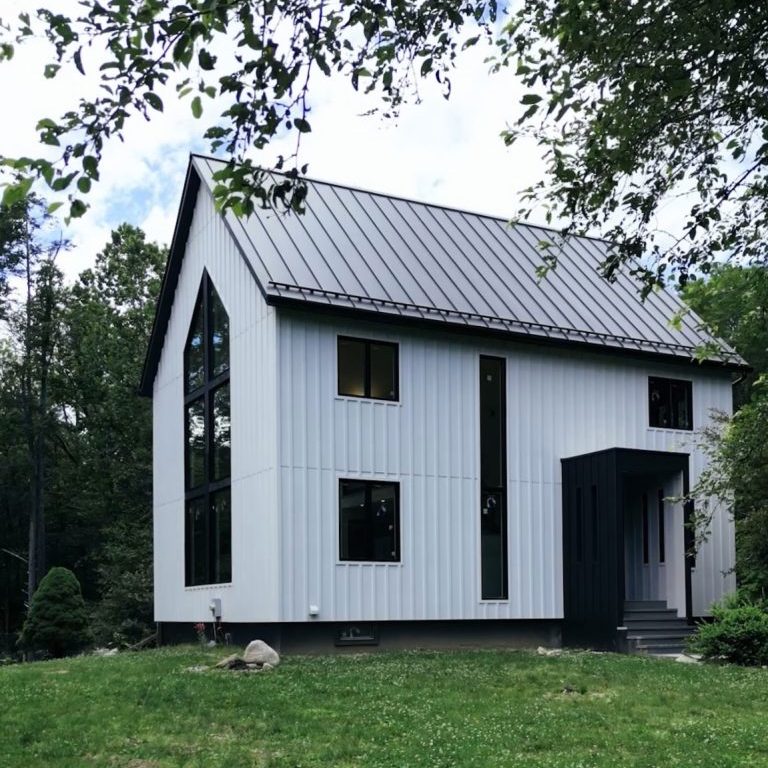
top-left (1, 647), bottom-right (767, 767)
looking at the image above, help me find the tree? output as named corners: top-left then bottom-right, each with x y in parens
top-left (692, 392), bottom-right (768, 600)
top-left (18, 566), bottom-right (91, 657)
top-left (682, 265), bottom-right (768, 599)
top-left (0, 198), bottom-right (67, 600)
top-left (54, 224), bottom-right (165, 643)
top-left (0, 221), bottom-right (163, 646)
top-left (682, 265), bottom-right (768, 406)
top-left (499, 1), bottom-right (768, 294)
top-left (0, 1), bottom-right (497, 218)
top-left (2, 2), bottom-right (766, 296)
top-left (0, 198), bottom-right (28, 318)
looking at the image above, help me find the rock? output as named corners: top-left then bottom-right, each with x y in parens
top-left (214, 653), bottom-right (241, 669)
top-left (243, 639), bottom-right (280, 667)
top-left (536, 646), bottom-right (561, 657)
top-left (262, 662), bottom-right (274, 671)
top-left (675, 653), bottom-right (702, 664)
top-left (92, 647), bottom-right (119, 657)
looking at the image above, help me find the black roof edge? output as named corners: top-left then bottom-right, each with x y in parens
top-left (266, 294), bottom-right (751, 375)
top-left (139, 160), bottom-right (201, 397)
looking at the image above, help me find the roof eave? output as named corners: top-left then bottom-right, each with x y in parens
top-left (265, 293), bottom-right (751, 374)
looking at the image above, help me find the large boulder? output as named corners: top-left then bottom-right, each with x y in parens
top-left (243, 639), bottom-right (280, 667)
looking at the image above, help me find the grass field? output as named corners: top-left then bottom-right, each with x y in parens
top-left (1, 646), bottom-right (767, 767)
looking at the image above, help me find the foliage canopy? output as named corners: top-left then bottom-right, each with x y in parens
top-left (3, 1), bottom-right (768, 293)
top-left (683, 265), bottom-right (768, 600)
top-left (501, 0), bottom-right (768, 294)
top-left (0, 0), bottom-right (496, 218)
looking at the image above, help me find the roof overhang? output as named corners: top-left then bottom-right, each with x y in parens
top-left (139, 156), bottom-right (750, 397)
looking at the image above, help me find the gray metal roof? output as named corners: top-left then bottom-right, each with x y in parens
top-left (193, 154), bottom-right (742, 366)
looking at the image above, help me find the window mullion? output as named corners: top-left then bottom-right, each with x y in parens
top-left (365, 485), bottom-right (376, 560)
top-left (364, 341), bottom-right (371, 398)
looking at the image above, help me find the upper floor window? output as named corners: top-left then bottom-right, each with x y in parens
top-left (184, 273), bottom-right (231, 586)
top-left (648, 376), bottom-right (692, 431)
top-left (337, 336), bottom-right (398, 401)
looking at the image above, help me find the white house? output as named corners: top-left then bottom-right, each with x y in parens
top-left (141, 154), bottom-right (745, 653)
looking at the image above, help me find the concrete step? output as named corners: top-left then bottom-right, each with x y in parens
top-left (626, 628), bottom-right (695, 640)
top-left (624, 620), bottom-right (694, 632)
top-left (624, 609), bottom-right (680, 621)
top-left (634, 642), bottom-right (687, 655)
top-left (624, 600), bottom-right (667, 610)
top-left (627, 631), bottom-right (694, 642)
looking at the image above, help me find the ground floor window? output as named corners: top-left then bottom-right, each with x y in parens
top-left (339, 479), bottom-right (400, 562)
top-left (185, 489), bottom-right (232, 586)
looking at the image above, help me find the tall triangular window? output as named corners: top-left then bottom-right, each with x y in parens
top-left (183, 272), bottom-right (231, 586)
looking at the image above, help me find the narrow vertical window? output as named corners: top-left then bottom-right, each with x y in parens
top-left (575, 487), bottom-right (583, 564)
top-left (591, 485), bottom-right (598, 563)
top-left (642, 493), bottom-right (649, 565)
top-left (480, 356), bottom-right (507, 600)
top-left (183, 273), bottom-right (232, 586)
top-left (658, 489), bottom-right (666, 564)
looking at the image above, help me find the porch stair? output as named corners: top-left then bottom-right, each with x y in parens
top-left (622, 600), bottom-right (695, 656)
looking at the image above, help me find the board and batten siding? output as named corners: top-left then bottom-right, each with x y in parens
top-left (153, 184), bottom-right (279, 624)
top-left (277, 310), bottom-right (735, 623)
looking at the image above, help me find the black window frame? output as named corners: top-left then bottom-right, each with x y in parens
top-left (338, 479), bottom-right (401, 563)
top-left (183, 272), bottom-right (232, 587)
top-left (648, 376), bottom-right (693, 431)
top-left (337, 336), bottom-right (399, 402)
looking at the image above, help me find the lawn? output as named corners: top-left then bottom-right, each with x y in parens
top-left (0, 647), bottom-right (766, 767)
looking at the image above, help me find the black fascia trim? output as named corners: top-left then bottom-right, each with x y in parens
top-left (267, 296), bottom-right (751, 375)
top-left (139, 162), bottom-right (201, 397)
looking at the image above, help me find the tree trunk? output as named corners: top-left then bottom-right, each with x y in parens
top-left (24, 218), bottom-right (37, 601)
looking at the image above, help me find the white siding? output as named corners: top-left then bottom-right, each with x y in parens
top-left (277, 311), bottom-right (735, 622)
top-left (153, 185), bottom-right (279, 624)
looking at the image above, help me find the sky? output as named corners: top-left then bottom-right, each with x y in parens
top-left (0, 8), bottom-right (545, 282)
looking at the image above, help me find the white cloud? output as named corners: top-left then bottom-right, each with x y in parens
top-left (0, 10), bottom-right (542, 282)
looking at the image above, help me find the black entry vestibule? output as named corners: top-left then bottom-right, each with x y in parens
top-left (561, 448), bottom-right (693, 649)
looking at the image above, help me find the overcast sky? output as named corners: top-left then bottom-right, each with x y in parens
top-left (0, 9), bottom-right (547, 282)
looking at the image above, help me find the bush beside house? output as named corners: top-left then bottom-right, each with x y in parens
top-left (18, 567), bottom-right (92, 658)
top-left (688, 593), bottom-right (768, 666)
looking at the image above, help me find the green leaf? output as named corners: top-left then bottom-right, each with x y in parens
top-left (74, 47), bottom-right (85, 76)
top-left (2, 176), bottom-right (33, 207)
top-left (77, 176), bottom-right (91, 194)
top-left (36, 118), bottom-right (57, 131)
top-left (191, 96), bottom-right (202, 119)
top-left (144, 92), bottom-right (163, 112)
top-left (294, 117), bottom-right (311, 133)
top-left (520, 93), bottom-right (542, 105)
top-left (47, 201), bottom-right (64, 215)
top-left (83, 155), bottom-right (99, 179)
top-left (198, 49), bottom-right (215, 71)
top-left (69, 198), bottom-right (87, 219)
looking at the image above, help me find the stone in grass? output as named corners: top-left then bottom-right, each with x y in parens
top-left (214, 653), bottom-right (242, 669)
top-left (243, 640), bottom-right (280, 667)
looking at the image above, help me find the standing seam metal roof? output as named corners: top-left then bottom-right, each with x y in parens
top-left (190, 154), bottom-right (743, 366)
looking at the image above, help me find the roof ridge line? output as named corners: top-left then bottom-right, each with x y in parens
top-left (189, 152), bottom-right (613, 246)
